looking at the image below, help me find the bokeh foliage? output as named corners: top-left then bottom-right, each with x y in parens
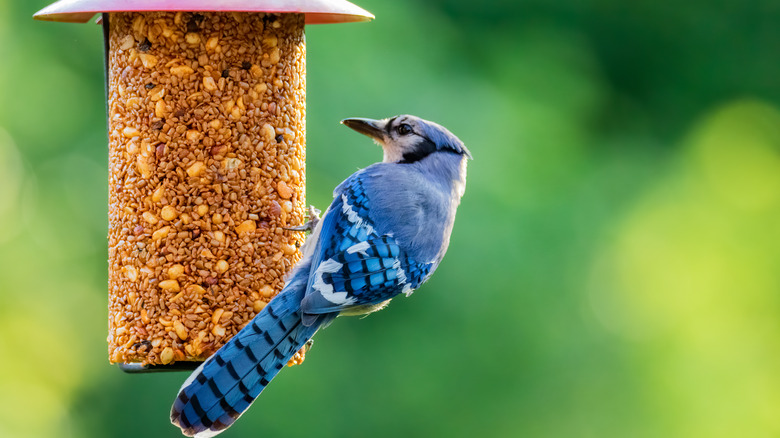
top-left (2, 0), bottom-right (780, 437)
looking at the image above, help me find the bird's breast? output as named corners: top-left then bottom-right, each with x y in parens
top-left (339, 300), bottom-right (392, 317)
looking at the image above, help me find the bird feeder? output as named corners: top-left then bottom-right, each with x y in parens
top-left (34, 0), bottom-right (373, 371)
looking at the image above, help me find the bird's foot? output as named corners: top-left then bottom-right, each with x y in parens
top-left (286, 339), bottom-right (314, 367)
top-left (284, 205), bottom-right (322, 233)
top-left (283, 205), bottom-right (322, 232)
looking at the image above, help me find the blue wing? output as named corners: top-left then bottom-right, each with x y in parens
top-left (301, 174), bottom-right (434, 318)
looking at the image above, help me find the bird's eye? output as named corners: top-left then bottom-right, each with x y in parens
top-left (396, 124), bottom-right (412, 136)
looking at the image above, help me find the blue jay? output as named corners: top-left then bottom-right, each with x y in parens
top-left (170, 115), bottom-right (471, 437)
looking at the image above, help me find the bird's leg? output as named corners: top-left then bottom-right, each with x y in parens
top-left (284, 205), bottom-right (321, 233)
top-left (286, 339), bottom-right (314, 367)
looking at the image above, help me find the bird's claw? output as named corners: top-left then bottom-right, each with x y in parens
top-left (284, 205), bottom-right (322, 233)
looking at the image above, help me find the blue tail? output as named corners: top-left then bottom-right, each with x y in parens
top-left (171, 268), bottom-right (325, 437)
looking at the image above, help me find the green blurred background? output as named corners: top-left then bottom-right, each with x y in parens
top-left (2, 0), bottom-right (780, 437)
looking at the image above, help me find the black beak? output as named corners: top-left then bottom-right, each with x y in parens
top-left (341, 118), bottom-right (386, 142)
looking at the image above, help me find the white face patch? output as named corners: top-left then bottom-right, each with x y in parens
top-left (382, 130), bottom-right (422, 163)
top-left (377, 116), bottom-right (431, 163)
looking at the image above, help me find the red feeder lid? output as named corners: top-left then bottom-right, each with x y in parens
top-left (33, 0), bottom-right (374, 25)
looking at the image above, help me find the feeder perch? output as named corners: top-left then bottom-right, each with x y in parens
top-left (34, 0), bottom-right (373, 371)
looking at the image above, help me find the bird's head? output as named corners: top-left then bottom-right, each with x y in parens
top-left (341, 115), bottom-right (472, 164)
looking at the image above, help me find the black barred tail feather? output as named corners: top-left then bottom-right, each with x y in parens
top-left (171, 271), bottom-right (327, 437)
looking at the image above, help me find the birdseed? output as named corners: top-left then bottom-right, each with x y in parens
top-left (106, 12), bottom-right (307, 365)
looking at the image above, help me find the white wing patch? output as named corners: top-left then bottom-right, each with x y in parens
top-left (392, 258), bottom-right (414, 297)
top-left (392, 258), bottom-right (407, 285)
top-left (346, 241), bottom-right (371, 256)
top-left (341, 194), bottom-right (374, 235)
top-left (194, 428), bottom-right (222, 438)
top-left (312, 258), bottom-right (356, 306)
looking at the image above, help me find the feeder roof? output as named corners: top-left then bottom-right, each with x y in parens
top-left (34, 0), bottom-right (374, 24)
